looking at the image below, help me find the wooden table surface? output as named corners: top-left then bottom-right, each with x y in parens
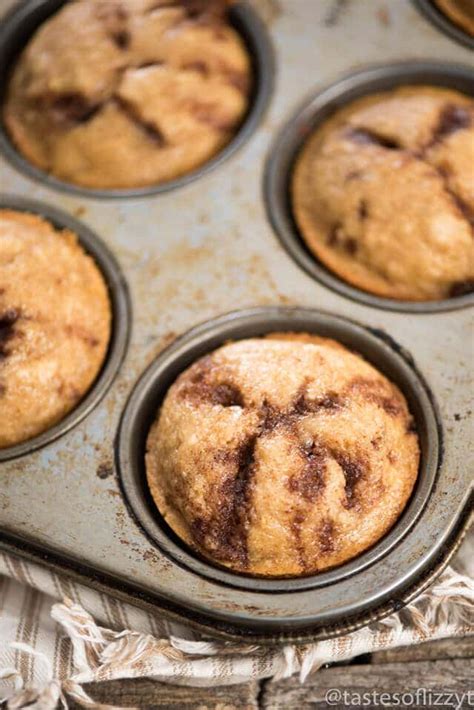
top-left (73, 635), bottom-right (473, 709)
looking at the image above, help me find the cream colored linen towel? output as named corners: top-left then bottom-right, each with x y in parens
top-left (0, 532), bottom-right (473, 709)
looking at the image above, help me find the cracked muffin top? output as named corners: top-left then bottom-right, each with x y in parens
top-left (292, 86), bottom-right (474, 301)
top-left (0, 210), bottom-right (111, 449)
top-left (434, 0), bottom-right (474, 36)
top-left (3, 0), bottom-right (251, 189)
top-left (146, 333), bottom-right (419, 577)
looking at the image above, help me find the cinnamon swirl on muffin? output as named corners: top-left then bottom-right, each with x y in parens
top-left (0, 210), bottom-right (111, 448)
top-left (292, 86), bottom-right (474, 301)
top-left (4, 0), bottom-right (251, 189)
top-left (146, 333), bottom-right (419, 577)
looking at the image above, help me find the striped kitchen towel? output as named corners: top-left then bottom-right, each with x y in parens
top-left (0, 530), bottom-right (473, 709)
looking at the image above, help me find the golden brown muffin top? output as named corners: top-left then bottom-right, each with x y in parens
top-left (292, 86), bottom-right (474, 301)
top-left (146, 334), bottom-right (419, 577)
top-left (434, 0), bottom-right (474, 36)
top-left (4, 0), bottom-right (251, 189)
top-left (0, 210), bottom-right (111, 448)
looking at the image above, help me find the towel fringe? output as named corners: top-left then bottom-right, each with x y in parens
top-left (2, 565), bottom-right (473, 709)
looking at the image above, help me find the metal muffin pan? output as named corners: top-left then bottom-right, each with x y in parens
top-left (0, 0), bottom-right (274, 198)
top-left (118, 307), bottom-right (441, 593)
top-left (413, 0), bottom-right (474, 50)
top-left (0, 194), bottom-right (131, 463)
top-left (265, 60), bottom-right (474, 314)
top-left (0, 0), bottom-right (472, 643)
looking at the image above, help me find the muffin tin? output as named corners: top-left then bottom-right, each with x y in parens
top-left (0, 195), bottom-right (131, 462)
top-left (0, 0), bottom-right (274, 198)
top-left (119, 307), bottom-right (441, 592)
top-left (0, 0), bottom-right (472, 644)
top-left (265, 61), bottom-right (474, 314)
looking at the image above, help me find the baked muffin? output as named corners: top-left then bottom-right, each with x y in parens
top-left (3, 0), bottom-right (251, 189)
top-left (434, 0), bottom-right (474, 36)
top-left (292, 86), bottom-right (474, 301)
top-left (146, 333), bottom-right (419, 577)
top-left (0, 210), bottom-right (111, 448)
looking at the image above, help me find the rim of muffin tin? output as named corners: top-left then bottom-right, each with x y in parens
top-left (0, 0), bottom-right (274, 199)
top-left (0, 195), bottom-right (131, 462)
top-left (264, 60), bottom-right (474, 314)
top-left (413, 0), bottom-right (474, 50)
top-left (117, 306), bottom-right (441, 593)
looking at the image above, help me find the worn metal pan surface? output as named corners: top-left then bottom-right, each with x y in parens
top-left (0, 0), bottom-right (472, 644)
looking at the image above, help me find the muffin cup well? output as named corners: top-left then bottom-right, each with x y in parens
top-left (117, 306), bottom-right (441, 593)
top-left (264, 61), bottom-right (474, 314)
top-left (0, 0), bottom-right (274, 199)
top-left (413, 0), bottom-right (474, 50)
top-left (0, 195), bottom-right (131, 462)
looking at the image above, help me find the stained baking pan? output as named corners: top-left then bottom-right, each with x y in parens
top-left (0, 0), bottom-right (472, 644)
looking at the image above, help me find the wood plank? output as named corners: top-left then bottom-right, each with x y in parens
top-left (71, 678), bottom-right (259, 709)
top-left (262, 658), bottom-right (473, 709)
top-left (371, 635), bottom-right (474, 664)
top-left (69, 637), bottom-right (473, 708)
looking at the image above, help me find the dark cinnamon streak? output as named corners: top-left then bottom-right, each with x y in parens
top-left (293, 390), bottom-right (343, 416)
top-left (358, 199), bottom-right (369, 220)
top-left (111, 29), bottom-right (131, 49)
top-left (95, 2), bottom-right (130, 48)
top-left (347, 127), bottom-right (400, 150)
top-left (211, 382), bottom-right (244, 407)
top-left (347, 376), bottom-right (404, 417)
top-left (115, 97), bottom-right (166, 145)
top-left (193, 435), bottom-right (256, 565)
top-left (430, 104), bottom-right (471, 145)
top-left (181, 360), bottom-right (244, 407)
top-left (332, 450), bottom-right (365, 508)
top-left (345, 237), bottom-right (358, 255)
top-left (0, 308), bottom-right (19, 358)
top-left (289, 442), bottom-right (327, 502)
top-left (434, 165), bottom-right (474, 229)
top-left (48, 93), bottom-right (102, 124)
top-left (327, 224), bottom-right (359, 255)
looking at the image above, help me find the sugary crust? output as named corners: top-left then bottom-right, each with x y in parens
top-left (0, 209), bottom-right (111, 448)
top-left (4, 0), bottom-right (251, 189)
top-left (434, 0), bottom-right (474, 36)
top-left (292, 86), bottom-right (474, 301)
top-left (146, 333), bottom-right (420, 577)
